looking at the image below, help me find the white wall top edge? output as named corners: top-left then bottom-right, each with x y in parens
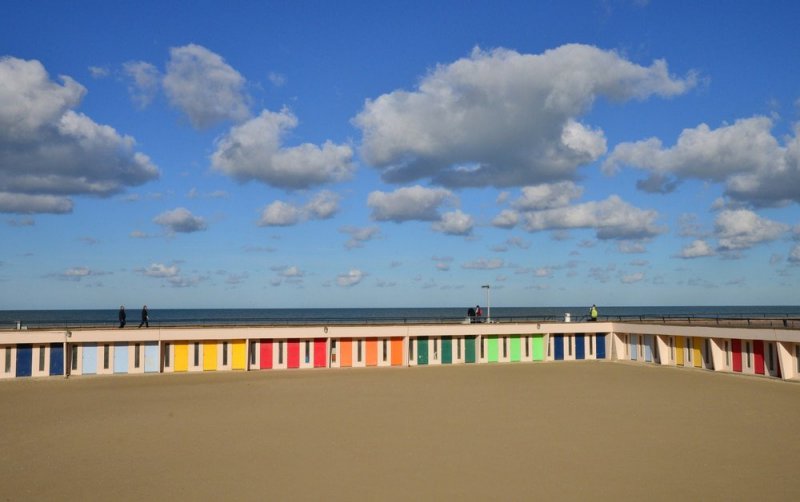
top-left (0, 321), bottom-right (798, 344)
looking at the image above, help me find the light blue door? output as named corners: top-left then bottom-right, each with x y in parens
top-left (644, 335), bottom-right (653, 362)
top-left (629, 336), bottom-right (637, 361)
top-left (144, 342), bottom-right (159, 373)
top-left (82, 344), bottom-right (97, 374)
top-left (114, 343), bottom-right (128, 373)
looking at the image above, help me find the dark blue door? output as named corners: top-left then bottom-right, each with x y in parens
top-left (50, 343), bottom-right (64, 376)
top-left (16, 344), bottom-right (32, 377)
top-left (554, 335), bottom-right (564, 360)
top-left (596, 335), bottom-right (606, 359)
top-left (575, 334), bottom-right (585, 360)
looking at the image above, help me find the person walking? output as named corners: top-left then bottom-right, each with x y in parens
top-left (590, 304), bottom-right (598, 322)
top-left (475, 305), bottom-right (482, 322)
top-left (118, 305), bottom-right (126, 328)
top-left (138, 305), bottom-right (149, 328)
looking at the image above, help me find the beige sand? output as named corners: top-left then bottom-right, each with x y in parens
top-left (1, 362), bottom-right (799, 501)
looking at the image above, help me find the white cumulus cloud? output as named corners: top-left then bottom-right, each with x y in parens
top-left (122, 61), bottom-right (160, 108)
top-left (512, 181), bottom-right (584, 210)
top-left (678, 239), bottom-right (715, 259)
top-left (0, 57), bottom-right (159, 214)
top-left (258, 190), bottom-right (342, 227)
top-left (367, 185), bottom-right (453, 222)
top-left (337, 268), bottom-right (365, 287)
top-left (522, 195), bottom-right (664, 240)
top-left (258, 200), bottom-right (303, 227)
top-left (211, 109), bottom-right (355, 189)
top-left (605, 117), bottom-right (800, 207)
top-left (432, 210), bottom-right (474, 235)
top-left (340, 225), bottom-right (380, 249)
top-left (789, 244), bottom-right (800, 263)
top-left (491, 209), bottom-right (520, 229)
top-left (153, 207), bottom-right (207, 233)
top-left (163, 44), bottom-right (250, 128)
top-left (354, 44), bottom-right (694, 188)
top-left (714, 209), bottom-right (787, 251)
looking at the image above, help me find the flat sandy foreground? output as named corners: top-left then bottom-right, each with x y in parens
top-left (2, 362), bottom-right (800, 501)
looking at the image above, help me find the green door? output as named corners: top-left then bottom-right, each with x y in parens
top-left (487, 336), bottom-right (499, 362)
top-left (441, 337), bottom-right (452, 364)
top-left (465, 336), bottom-right (476, 363)
top-left (532, 334), bottom-right (545, 361)
top-left (510, 335), bottom-right (521, 362)
top-left (417, 337), bottom-right (428, 365)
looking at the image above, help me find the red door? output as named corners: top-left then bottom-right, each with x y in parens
top-left (753, 340), bottom-right (765, 375)
top-left (314, 338), bottom-right (327, 368)
top-left (260, 339), bottom-right (273, 369)
top-left (731, 339), bottom-right (742, 372)
top-left (287, 340), bottom-right (300, 368)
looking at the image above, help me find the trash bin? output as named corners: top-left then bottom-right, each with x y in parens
top-left (564, 313), bottom-right (571, 323)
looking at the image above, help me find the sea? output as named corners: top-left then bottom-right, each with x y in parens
top-left (2, 306), bottom-right (800, 329)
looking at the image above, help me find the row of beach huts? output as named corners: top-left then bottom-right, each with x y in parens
top-left (2, 322), bottom-right (799, 381)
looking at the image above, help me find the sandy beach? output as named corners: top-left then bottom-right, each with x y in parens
top-left (2, 361), bottom-right (799, 501)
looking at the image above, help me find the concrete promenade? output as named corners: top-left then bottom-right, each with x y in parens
top-left (1, 362), bottom-right (799, 500)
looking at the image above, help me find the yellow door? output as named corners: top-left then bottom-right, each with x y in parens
top-left (693, 337), bottom-right (703, 368)
top-left (676, 337), bottom-right (685, 366)
top-left (232, 340), bottom-right (246, 370)
top-left (174, 342), bottom-right (188, 372)
top-left (203, 341), bottom-right (217, 371)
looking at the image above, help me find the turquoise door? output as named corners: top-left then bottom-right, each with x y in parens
top-left (441, 337), bottom-right (452, 364)
top-left (417, 337), bottom-right (428, 365)
top-left (465, 336), bottom-right (476, 363)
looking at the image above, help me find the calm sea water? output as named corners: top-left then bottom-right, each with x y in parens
top-left (2, 306), bottom-right (800, 329)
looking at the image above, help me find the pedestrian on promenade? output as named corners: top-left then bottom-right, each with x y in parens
top-left (138, 305), bottom-right (149, 328)
top-left (590, 304), bottom-right (598, 322)
top-left (475, 305), bottom-right (482, 322)
top-left (118, 306), bottom-right (126, 328)
top-left (467, 306), bottom-right (476, 323)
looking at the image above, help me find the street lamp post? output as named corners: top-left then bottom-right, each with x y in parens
top-left (482, 285), bottom-right (491, 323)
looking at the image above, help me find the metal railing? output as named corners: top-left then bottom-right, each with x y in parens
top-left (3, 312), bottom-right (800, 331)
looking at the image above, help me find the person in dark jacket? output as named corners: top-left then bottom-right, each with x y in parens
top-left (138, 305), bottom-right (149, 328)
top-left (118, 306), bottom-right (126, 328)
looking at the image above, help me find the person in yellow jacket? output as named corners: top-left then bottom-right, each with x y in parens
top-left (589, 304), bottom-right (598, 322)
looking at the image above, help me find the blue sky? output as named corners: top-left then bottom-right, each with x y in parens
top-left (1, 0), bottom-right (799, 309)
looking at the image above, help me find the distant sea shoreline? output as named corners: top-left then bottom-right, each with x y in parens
top-left (2, 306), bottom-right (799, 329)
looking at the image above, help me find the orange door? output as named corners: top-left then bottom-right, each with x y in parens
top-left (390, 338), bottom-right (403, 366)
top-left (340, 339), bottom-right (352, 367)
top-left (366, 339), bottom-right (378, 366)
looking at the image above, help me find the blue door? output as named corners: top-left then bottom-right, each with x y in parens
top-left (575, 334), bottom-right (585, 360)
top-left (554, 335), bottom-right (564, 360)
top-left (630, 336), bottom-right (638, 361)
top-left (596, 335), bottom-right (606, 359)
top-left (50, 343), bottom-right (64, 376)
top-left (16, 344), bottom-right (32, 377)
